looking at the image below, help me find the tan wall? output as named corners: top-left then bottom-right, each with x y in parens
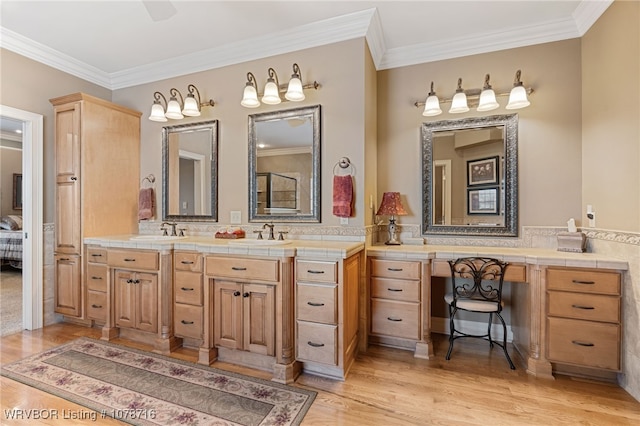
top-left (112, 39), bottom-right (368, 227)
top-left (377, 39), bottom-right (583, 230)
top-left (0, 49), bottom-right (112, 222)
top-left (582, 0), bottom-right (640, 232)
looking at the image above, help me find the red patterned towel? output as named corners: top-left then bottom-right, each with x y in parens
top-left (138, 188), bottom-right (155, 221)
top-left (332, 175), bottom-right (353, 217)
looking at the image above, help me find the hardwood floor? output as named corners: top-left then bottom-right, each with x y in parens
top-left (1, 323), bottom-right (639, 425)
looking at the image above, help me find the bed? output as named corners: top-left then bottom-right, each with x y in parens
top-left (0, 215), bottom-right (23, 269)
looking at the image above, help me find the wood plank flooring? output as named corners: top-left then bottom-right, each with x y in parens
top-left (1, 323), bottom-right (639, 425)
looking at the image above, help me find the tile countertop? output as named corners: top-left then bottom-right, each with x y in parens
top-left (84, 235), bottom-right (365, 260)
top-left (367, 244), bottom-right (629, 270)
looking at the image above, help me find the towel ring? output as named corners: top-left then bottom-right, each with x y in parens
top-left (333, 157), bottom-right (355, 176)
top-left (141, 174), bottom-right (156, 188)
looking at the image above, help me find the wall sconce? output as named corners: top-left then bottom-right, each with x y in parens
top-left (415, 70), bottom-right (533, 117)
top-left (376, 192), bottom-right (407, 245)
top-left (149, 84), bottom-right (215, 122)
top-left (241, 63), bottom-right (319, 108)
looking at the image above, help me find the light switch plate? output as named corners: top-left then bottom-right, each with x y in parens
top-left (230, 211), bottom-right (241, 224)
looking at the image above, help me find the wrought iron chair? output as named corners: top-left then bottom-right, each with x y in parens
top-left (444, 257), bottom-right (515, 369)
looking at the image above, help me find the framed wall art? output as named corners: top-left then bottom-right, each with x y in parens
top-left (467, 155), bottom-right (499, 186)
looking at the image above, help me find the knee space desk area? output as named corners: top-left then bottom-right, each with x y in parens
top-left (366, 245), bottom-right (627, 382)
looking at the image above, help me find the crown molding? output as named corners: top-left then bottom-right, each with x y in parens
top-left (364, 8), bottom-right (386, 68)
top-left (573, 0), bottom-right (613, 35)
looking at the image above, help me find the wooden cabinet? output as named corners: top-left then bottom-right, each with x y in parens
top-left (296, 254), bottom-right (361, 380)
top-left (51, 93), bottom-right (140, 318)
top-left (174, 252), bottom-right (204, 341)
top-left (546, 267), bottom-right (622, 372)
top-left (86, 247), bottom-right (108, 322)
top-left (114, 270), bottom-right (158, 333)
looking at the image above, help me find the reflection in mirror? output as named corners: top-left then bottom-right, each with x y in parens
top-left (162, 120), bottom-right (218, 222)
top-left (249, 105), bottom-right (321, 223)
top-left (422, 114), bottom-right (518, 237)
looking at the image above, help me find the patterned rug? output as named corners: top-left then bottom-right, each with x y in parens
top-left (1, 338), bottom-right (316, 425)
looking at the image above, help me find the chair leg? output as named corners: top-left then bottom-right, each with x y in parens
top-left (496, 312), bottom-right (515, 370)
top-left (446, 305), bottom-right (456, 360)
top-left (487, 312), bottom-right (494, 348)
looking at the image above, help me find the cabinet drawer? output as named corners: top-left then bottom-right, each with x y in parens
top-left (297, 283), bottom-right (337, 324)
top-left (86, 263), bottom-right (108, 292)
top-left (175, 271), bottom-right (203, 306)
top-left (370, 259), bottom-right (420, 280)
top-left (108, 250), bottom-right (158, 270)
top-left (206, 257), bottom-right (279, 282)
top-left (175, 252), bottom-right (203, 272)
top-left (86, 247), bottom-right (107, 264)
top-left (547, 268), bottom-right (620, 295)
top-left (86, 290), bottom-right (107, 322)
top-left (371, 277), bottom-right (419, 302)
top-left (297, 321), bottom-right (337, 365)
top-left (371, 299), bottom-right (420, 340)
top-left (547, 291), bottom-right (620, 323)
top-left (547, 317), bottom-right (620, 371)
top-left (174, 304), bottom-right (204, 340)
top-left (297, 260), bottom-right (337, 283)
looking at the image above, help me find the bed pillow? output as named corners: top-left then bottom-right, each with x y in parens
top-left (0, 215), bottom-right (22, 230)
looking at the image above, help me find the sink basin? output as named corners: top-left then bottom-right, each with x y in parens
top-left (227, 239), bottom-right (292, 246)
top-left (129, 235), bottom-right (187, 241)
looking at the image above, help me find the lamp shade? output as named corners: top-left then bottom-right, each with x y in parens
top-left (477, 88), bottom-right (499, 111)
top-left (422, 94), bottom-right (442, 116)
top-left (449, 92), bottom-right (469, 113)
top-left (262, 79), bottom-right (281, 105)
top-left (148, 102), bottom-right (168, 122)
top-left (182, 95), bottom-right (200, 116)
top-left (241, 84), bottom-right (260, 108)
top-left (285, 76), bottom-right (305, 101)
top-left (506, 85), bottom-right (530, 109)
top-left (165, 97), bottom-right (184, 119)
top-left (376, 192), bottom-right (407, 216)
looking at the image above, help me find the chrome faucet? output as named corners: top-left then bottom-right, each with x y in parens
top-left (161, 221), bottom-right (178, 236)
top-left (262, 223), bottom-right (275, 240)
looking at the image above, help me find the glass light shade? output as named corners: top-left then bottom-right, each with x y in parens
top-left (241, 84), bottom-right (260, 108)
top-left (165, 98), bottom-right (184, 119)
top-left (262, 79), bottom-right (281, 105)
top-left (506, 85), bottom-right (530, 109)
top-left (285, 76), bottom-right (305, 101)
top-left (182, 95), bottom-right (200, 116)
top-left (449, 92), bottom-right (469, 113)
top-left (148, 103), bottom-right (168, 122)
top-left (477, 88), bottom-right (499, 111)
top-left (422, 94), bottom-right (442, 116)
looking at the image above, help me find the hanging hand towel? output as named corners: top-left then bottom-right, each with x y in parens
top-left (332, 175), bottom-right (353, 217)
top-left (138, 187), bottom-right (155, 221)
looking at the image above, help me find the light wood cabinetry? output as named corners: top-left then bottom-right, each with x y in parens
top-left (545, 267), bottom-right (621, 373)
top-left (85, 247), bottom-right (108, 323)
top-left (296, 254), bottom-right (361, 380)
top-left (173, 252), bottom-right (205, 342)
top-left (51, 93), bottom-right (140, 318)
top-left (114, 270), bottom-right (158, 333)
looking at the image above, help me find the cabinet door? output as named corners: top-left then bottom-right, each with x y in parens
top-left (136, 272), bottom-right (158, 333)
top-left (114, 270), bottom-right (136, 330)
top-left (214, 280), bottom-right (243, 351)
top-left (243, 283), bottom-right (275, 356)
top-left (54, 254), bottom-right (81, 317)
top-left (54, 105), bottom-right (81, 254)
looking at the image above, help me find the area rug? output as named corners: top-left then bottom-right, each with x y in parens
top-left (1, 338), bottom-right (316, 425)
top-left (0, 268), bottom-right (22, 336)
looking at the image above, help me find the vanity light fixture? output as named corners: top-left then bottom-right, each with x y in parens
top-left (416, 70), bottom-right (533, 116)
top-left (240, 63), bottom-right (320, 108)
top-left (148, 84), bottom-right (215, 122)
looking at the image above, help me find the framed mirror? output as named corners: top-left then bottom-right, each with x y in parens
top-left (422, 114), bottom-right (518, 237)
top-left (162, 120), bottom-right (218, 222)
top-left (249, 105), bottom-right (321, 223)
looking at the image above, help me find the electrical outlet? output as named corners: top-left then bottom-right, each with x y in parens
top-left (340, 217), bottom-right (349, 225)
top-left (230, 211), bottom-right (241, 224)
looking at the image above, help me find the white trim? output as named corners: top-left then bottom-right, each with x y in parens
top-left (178, 150), bottom-right (206, 215)
top-left (0, 105), bottom-right (44, 331)
top-left (573, 0), bottom-right (614, 35)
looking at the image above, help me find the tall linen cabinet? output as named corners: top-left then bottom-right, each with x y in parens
top-left (51, 93), bottom-right (141, 319)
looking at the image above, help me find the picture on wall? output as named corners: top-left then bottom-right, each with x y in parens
top-left (13, 174), bottom-right (22, 210)
top-left (467, 187), bottom-right (499, 215)
top-left (467, 155), bottom-right (499, 186)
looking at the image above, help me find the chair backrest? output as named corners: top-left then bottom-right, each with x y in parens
top-left (448, 257), bottom-right (509, 307)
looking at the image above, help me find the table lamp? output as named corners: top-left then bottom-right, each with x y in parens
top-left (376, 192), bottom-right (407, 245)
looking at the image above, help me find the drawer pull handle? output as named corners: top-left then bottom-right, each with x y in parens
top-left (91, 304), bottom-right (102, 309)
top-left (233, 291), bottom-right (241, 297)
top-left (126, 279), bottom-right (133, 284)
top-left (388, 288), bottom-right (403, 292)
top-left (91, 253), bottom-right (103, 257)
top-left (124, 258), bottom-right (136, 262)
top-left (181, 260), bottom-right (195, 265)
top-left (387, 317), bottom-right (403, 322)
top-left (307, 270), bottom-right (325, 274)
top-left (231, 267), bottom-right (247, 271)
top-left (307, 302), bottom-right (325, 307)
top-left (571, 304), bottom-right (595, 310)
top-left (181, 320), bottom-right (194, 325)
top-left (572, 279), bottom-right (595, 285)
top-left (134, 279), bottom-right (140, 284)
top-left (181, 287), bottom-right (194, 291)
top-left (60, 258), bottom-right (70, 261)
top-left (307, 341), bottom-right (325, 348)
top-left (387, 268), bottom-right (404, 272)
top-left (91, 276), bottom-right (102, 280)
top-left (572, 340), bottom-right (595, 347)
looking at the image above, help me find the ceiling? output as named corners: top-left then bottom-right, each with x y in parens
top-left (0, 1), bottom-right (612, 91)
